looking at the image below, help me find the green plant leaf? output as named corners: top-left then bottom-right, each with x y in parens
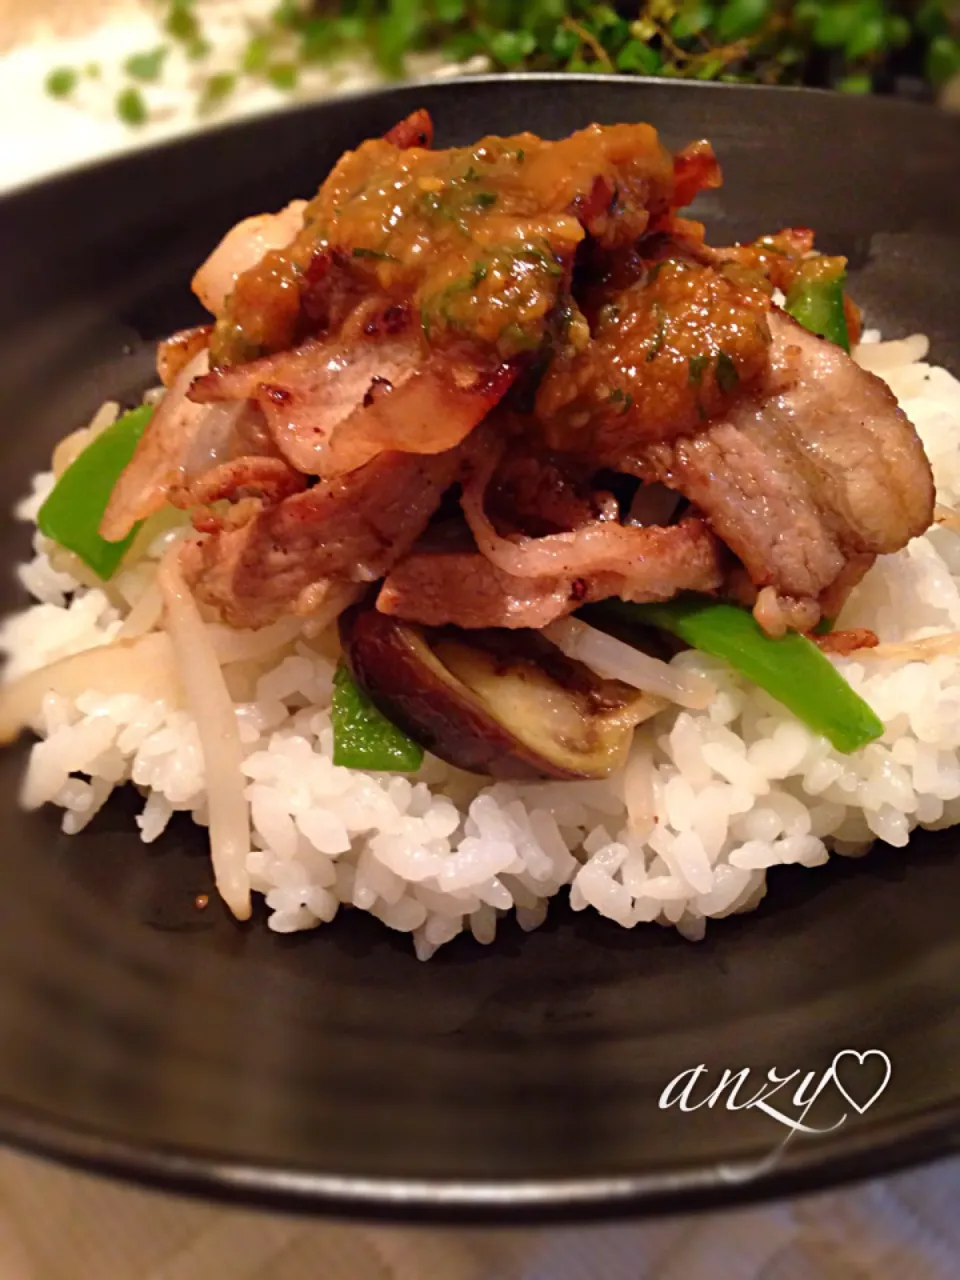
top-left (272, 0), bottom-right (304, 29)
top-left (522, 0), bottom-right (566, 26)
top-left (375, 0), bottom-right (424, 76)
top-left (794, 0), bottom-right (821, 25)
top-left (716, 0), bottom-right (771, 43)
top-left (124, 47), bottom-right (168, 82)
top-left (45, 66), bottom-right (78, 98)
top-left (927, 33), bottom-right (960, 86)
top-left (488, 28), bottom-right (537, 66)
top-left (917, 0), bottom-right (949, 39)
top-left (198, 71), bottom-right (236, 113)
top-left (165, 0), bottom-right (200, 43)
top-left (694, 54), bottom-right (726, 78)
top-left (444, 31), bottom-right (484, 58)
top-left (844, 13), bottom-right (886, 60)
top-left (267, 61), bottom-right (298, 90)
top-left (597, 17), bottom-right (631, 51)
top-left (617, 39), bottom-right (662, 74)
top-left (837, 71), bottom-right (873, 93)
top-left (672, 1), bottom-right (716, 40)
top-left (116, 86), bottom-right (148, 125)
top-left (550, 26), bottom-right (579, 60)
top-left (435, 0), bottom-right (466, 21)
top-left (242, 34), bottom-right (273, 73)
top-left (812, 2), bottom-right (862, 49)
top-left (591, 3), bottom-right (622, 30)
top-left (885, 14), bottom-right (911, 49)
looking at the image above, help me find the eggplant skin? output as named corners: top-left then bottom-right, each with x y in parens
top-left (338, 605), bottom-right (655, 781)
top-left (339, 606), bottom-right (559, 779)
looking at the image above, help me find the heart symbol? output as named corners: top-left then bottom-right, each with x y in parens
top-left (830, 1050), bottom-right (892, 1115)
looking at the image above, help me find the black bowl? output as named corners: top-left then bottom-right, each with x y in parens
top-left (1, 75), bottom-right (959, 1224)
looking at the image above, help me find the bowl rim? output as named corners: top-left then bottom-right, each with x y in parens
top-left (4, 1091), bottom-right (960, 1222)
top-left (2, 72), bottom-right (959, 1223)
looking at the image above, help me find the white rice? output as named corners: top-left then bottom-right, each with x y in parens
top-left (4, 330), bottom-right (960, 958)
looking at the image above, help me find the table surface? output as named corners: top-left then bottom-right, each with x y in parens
top-left (2, 7), bottom-right (959, 1276)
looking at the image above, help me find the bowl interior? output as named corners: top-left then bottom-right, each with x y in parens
top-left (0, 76), bottom-right (959, 1221)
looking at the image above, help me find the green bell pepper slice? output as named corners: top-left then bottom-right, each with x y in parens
top-left (332, 661), bottom-right (424, 772)
top-left (37, 404), bottom-right (152, 580)
top-left (592, 596), bottom-right (884, 755)
top-left (784, 258), bottom-right (851, 352)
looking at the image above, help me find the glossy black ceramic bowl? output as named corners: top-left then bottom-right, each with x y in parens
top-left (0, 76), bottom-right (959, 1224)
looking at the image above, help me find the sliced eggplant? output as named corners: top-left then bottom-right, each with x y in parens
top-left (339, 606), bottom-right (663, 780)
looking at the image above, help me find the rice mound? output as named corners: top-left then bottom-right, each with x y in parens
top-left (4, 332), bottom-right (960, 959)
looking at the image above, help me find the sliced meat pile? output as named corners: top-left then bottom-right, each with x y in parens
top-left (378, 515), bottom-right (726, 631)
top-left (181, 449), bottom-right (463, 629)
top-left (100, 110), bottom-right (934, 638)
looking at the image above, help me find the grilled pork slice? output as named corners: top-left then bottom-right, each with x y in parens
top-left (189, 329), bottom-right (516, 481)
top-left (637, 311), bottom-right (934, 630)
top-left (380, 516), bottom-right (726, 630)
top-left (181, 448), bottom-right (463, 629)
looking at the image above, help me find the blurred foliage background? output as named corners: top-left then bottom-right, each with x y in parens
top-left (35, 1), bottom-right (960, 126)
top-left (260, 0), bottom-right (958, 96)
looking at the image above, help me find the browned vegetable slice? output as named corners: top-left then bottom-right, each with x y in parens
top-left (339, 606), bottom-right (662, 780)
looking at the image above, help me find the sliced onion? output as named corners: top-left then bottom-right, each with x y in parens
top-left (544, 617), bottom-right (715, 710)
top-left (157, 548), bottom-right (251, 920)
top-left (206, 615), bottom-right (305, 665)
top-left (117, 581), bottom-right (164, 639)
top-left (460, 436), bottom-right (722, 596)
top-left (0, 631), bottom-right (182, 745)
top-left (624, 726), bottom-right (656, 838)
top-left (860, 631), bottom-right (960, 662)
top-left (853, 333), bottom-right (929, 376)
top-left (52, 401), bottom-right (120, 477)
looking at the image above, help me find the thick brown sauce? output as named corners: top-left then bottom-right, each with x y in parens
top-left (210, 124), bottom-right (677, 368)
top-left (536, 259), bottom-right (772, 457)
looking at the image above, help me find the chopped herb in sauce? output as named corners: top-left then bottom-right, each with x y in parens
top-left (608, 388), bottom-right (633, 412)
top-left (516, 244), bottom-right (563, 276)
top-left (646, 303), bottom-right (667, 361)
top-left (500, 323), bottom-right (542, 353)
top-left (473, 191), bottom-right (498, 209)
top-left (716, 349), bottom-right (740, 393)
top-left (688, 353), bottom-right (709, 386)
top-left (352, 247), bottom-right (398, 261)
top-left (646, 259), bottom-right (670, 284)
